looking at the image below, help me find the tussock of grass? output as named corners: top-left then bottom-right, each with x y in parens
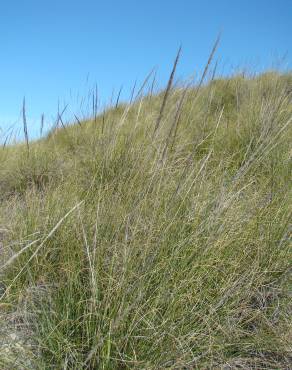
top-left (0, 70), bottom-right (291, 369)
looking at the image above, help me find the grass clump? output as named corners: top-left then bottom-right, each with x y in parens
top-left (0, 69), bottom-right (291, 369)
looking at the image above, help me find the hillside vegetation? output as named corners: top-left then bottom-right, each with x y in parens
top-left (0, 70), bottom-right (291, 369)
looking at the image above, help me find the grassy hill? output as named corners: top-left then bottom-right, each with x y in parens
top-left (0, 70), bottom-right (291, 369)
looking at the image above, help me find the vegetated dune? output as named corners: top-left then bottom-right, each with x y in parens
top-left (0, 70), bottom-right (291, 369)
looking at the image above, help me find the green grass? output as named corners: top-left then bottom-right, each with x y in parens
top-left (0, 70), bottom-right (291, 369)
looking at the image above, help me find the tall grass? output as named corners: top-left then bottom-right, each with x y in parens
top-left (0, 69), bottom-right (291, 369)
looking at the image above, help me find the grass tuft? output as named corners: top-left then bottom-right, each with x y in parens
top-left (0, 69), bottom-right (291, 369)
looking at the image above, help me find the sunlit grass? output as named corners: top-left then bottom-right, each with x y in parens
top-left (0, 70), bottom-right (291, 369)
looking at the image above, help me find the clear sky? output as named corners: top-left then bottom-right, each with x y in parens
top-left (0, 0), bottom-right (291, 140)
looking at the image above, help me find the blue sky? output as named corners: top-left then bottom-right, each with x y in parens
top-left (0, 0), bottom-right (291, 140)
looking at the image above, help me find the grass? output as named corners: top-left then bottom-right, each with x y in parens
top-left (0, 67), bottom-right (291, 369)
